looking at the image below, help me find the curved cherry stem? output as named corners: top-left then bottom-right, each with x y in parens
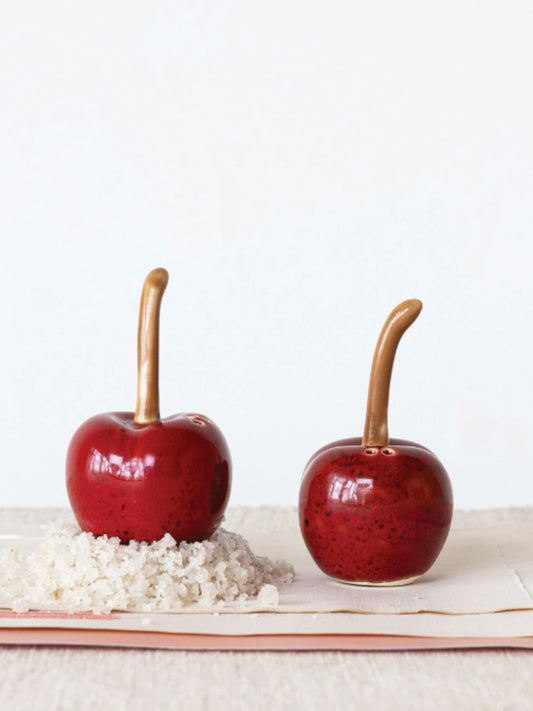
top-left (362, 299), bottom-right (423, 447)
top-left (134, 268), bottom-right (169, 425)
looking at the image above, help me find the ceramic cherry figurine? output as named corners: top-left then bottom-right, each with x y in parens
top-left (66, 268), bottom-right (231, 544)
top-left (299, 299), bottom-right (453, 585)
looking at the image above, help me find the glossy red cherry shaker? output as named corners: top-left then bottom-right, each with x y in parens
top-left (299, 300), bottom-right (453, 585)
top-left (67, 268), bottom-right (231, 544)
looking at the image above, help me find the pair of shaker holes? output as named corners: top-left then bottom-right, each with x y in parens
top-left (186, 415), bottom-right (207, 427)
top-left (364, 448), bottom-right (395, 456)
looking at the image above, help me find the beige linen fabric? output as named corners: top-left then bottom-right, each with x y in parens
top-left (1, 645), bottom-right (533, 711)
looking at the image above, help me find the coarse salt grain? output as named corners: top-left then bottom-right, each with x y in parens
top-left (0, 521), bottom-right (294, 613)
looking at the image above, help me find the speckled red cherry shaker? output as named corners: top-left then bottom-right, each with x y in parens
top-left (67, 268), bottom-right (231, 544)
top-left (299, 300), bottom-right (453, 585)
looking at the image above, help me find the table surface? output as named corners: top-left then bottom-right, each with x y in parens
top-left (2, 506), bottom-right (533, 711)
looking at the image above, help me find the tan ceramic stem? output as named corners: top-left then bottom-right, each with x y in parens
top-left (134, 268), bottom-right (169, 425)
top-left (362, 299), bottom-right (423, 447)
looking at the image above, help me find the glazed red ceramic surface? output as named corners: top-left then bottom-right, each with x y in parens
top-left (67, 413), bottom-right (230, 543)
top-left (299, 437), bottom-right (452, 583)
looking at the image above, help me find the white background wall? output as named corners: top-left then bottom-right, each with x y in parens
top-left (1, 1), bottom-right (532, 510)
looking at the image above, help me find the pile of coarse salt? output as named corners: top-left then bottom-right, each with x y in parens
top-left (0, 521), bottom-right (295, 613)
